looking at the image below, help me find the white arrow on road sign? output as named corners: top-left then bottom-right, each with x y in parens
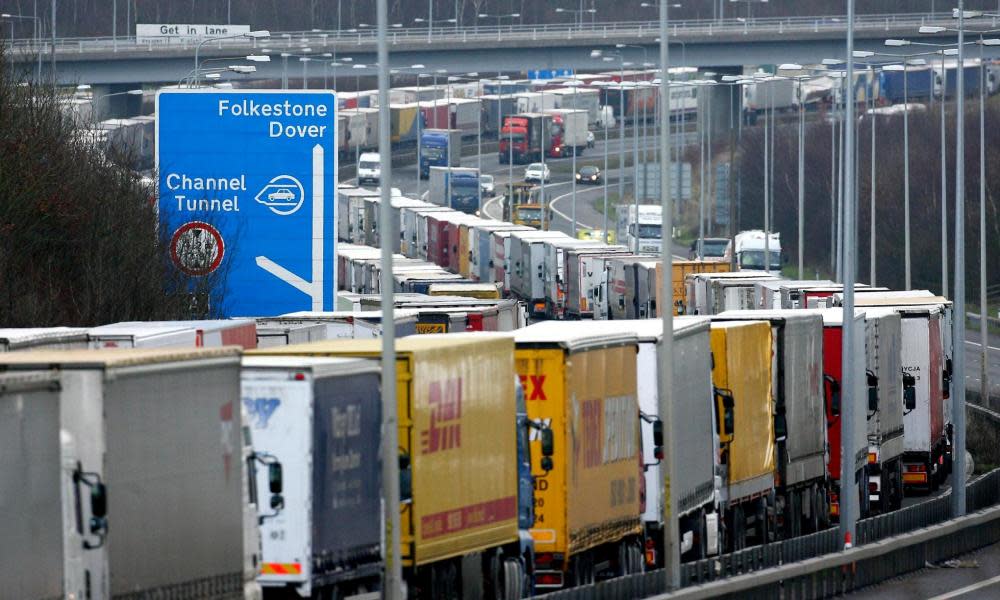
top-left (255, 144), bottom-right (325, 310)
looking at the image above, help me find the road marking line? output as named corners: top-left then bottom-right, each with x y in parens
top-left (926, 572), bottom-right (1000, 600)
top-left (965, 341), bottom-right (1000, 352)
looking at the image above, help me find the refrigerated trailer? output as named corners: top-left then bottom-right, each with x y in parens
top-left (242, 356), bottom-right (383, 598)
top-left (0, 348), bottom-right (261, 599)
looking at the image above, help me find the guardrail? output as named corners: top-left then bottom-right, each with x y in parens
top-left (535, 468), bottom-right (1000, 599)
top-left (6, 12), bottom-right (990, 59)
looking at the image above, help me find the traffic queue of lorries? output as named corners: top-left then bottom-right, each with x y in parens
top-left (4, 203), bottom-right (953, 600)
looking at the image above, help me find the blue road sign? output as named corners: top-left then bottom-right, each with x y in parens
top-left (156, 90), bottom-right (337, 317)
top-left (527, 68), bottom-right (575, 80)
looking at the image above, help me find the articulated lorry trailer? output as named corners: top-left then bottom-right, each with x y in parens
top-left (514, 322), bottom-right (645, 590)
top-left (254, 334), bottom-right (550, 599)
top-left (241, 356), bottom-right (383, 598)
top-left (714, 310), bottom-right (831, 538)
top-left (861, 308), bottom-right (907, 512)
top-left (2, 372), bottom-right (108, 600)
top-left (709, 320), bottom-right (778, 552)
top-left (582, 317), bottom-right (719, 564)
top-left (0, 348), bottom-right (264, 599)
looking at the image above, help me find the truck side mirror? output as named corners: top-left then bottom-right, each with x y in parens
top-left (268, 462), bottom-right (283, 495)
top-left (867, 371), bottom-right (879, 413)
top-left (715, 388), bottom-right (735, 443)
top-left (903, 372), bottom-right (917, 412)
top-left (652, 418), bottom-right (664, 460)
top-left (942, 358), bottom-right (953, 400)
top-left (399, 452), bottom-right (413, 501)
top-left (774, 413), bottom-right (788, 442)
top-left (825, 374), bottom-right (841, 417)
top-left (541, 428), bottom-right (555, 458)
top-left (90, 482), bottom-right (108, 519)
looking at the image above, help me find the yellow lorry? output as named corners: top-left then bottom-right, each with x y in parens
top-left (656, 260), bottom-right (732, 316)
top-left (251, 334), bottom-right (546, 598)
top-left (709, 320), bottom-right (777, 552)
top-left (513, 321), bottom-right (646, 590)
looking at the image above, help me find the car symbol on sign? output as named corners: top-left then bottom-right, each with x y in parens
top-left (267, 188), bottom-right (296, 203)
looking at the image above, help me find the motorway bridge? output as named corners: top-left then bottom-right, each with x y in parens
top-left (8, 12), bottom-right (1000, 85)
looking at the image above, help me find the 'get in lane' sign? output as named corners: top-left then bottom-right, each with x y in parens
top-left (156, 89), bottom-right (337, 317)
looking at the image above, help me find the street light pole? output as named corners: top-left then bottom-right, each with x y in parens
top-left (658, 0), bottom-right (678, 587)
top-left (904, 64), bottom-right (912, 289)
top-left (870, 77), bottom-right (877, 285)
top-left (375, 0), bottom-right (402, 595)
top-left (840, 0), bottom-right (859, 549)
top-left (951, 0), bottom-right (968, 520)
top-left (980, 35), bottom-right (990, 411)
top-left (941, 52), bottom-right (950, 297)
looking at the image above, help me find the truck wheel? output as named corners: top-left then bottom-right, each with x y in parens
top-left (733, 505), bottom-right (747, 551)
top-left (788, 490), bottom-right (802, 539)
top-left (695, 513), bottom-right (708, 560)
top-left (486, 551), bottom-right (503, 600)
top-left (502, 557), bottom-right (523, 600)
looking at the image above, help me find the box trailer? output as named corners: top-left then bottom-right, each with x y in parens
top-left (509, 230), bottom-right (570, 315)
top-left (102, 320), bottom-right (257, 349)
top-left (0, 348), bottom-right (260, 599)
top-left (714, 310), bottom-right (830, 537)
top-left (0, 327), bottom-right (89, 351)
top-left (252, 334), bottom-right (543, 599)
top-left (655, 261), bottom-right (732, 317)
top-left (514, 322), bottom-right (644, 589)
top-left (87, 322), bottom-right (199, 348)
top-left (259, 310), bottom-right (419, 339)
top-left (1, 372), bottom-right (108, 599)
top-left (242, 356), bottom-right (382, 597)
top-left (564, 248), bottom-right (634, 320)
top-left (581, 317), bottom-right (720, 562)
top-left (709, 320), bottom-right (776, 551)
top-left (861, 308), bottom-right (906, 512)
top-left (542, 239), bottom-right (608, 319)
top-left (811, 308), bottom-right (870, 520)
top-left (256, 322), bottom-right (328, 348)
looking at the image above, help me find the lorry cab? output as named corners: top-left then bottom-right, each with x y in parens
top-left (617, 204), bottom-right (664, 254)
top-left (730, 230), bottom-right (783, 272)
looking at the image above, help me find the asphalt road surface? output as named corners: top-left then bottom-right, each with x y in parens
top-left (847, 542), bottom-right (1000, 599)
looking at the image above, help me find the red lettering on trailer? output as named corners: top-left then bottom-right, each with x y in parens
top-left (519, 374), bottom-right (547, 400)
top-left (421, 378), bottom-right (462, 454)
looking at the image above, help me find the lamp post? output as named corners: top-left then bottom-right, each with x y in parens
top-left (300, 56), bottom-right (312, 89)
top-left (86, 88), bottom-right (143, 121)
top-left (194, 30), bottom-right (270, 85)
top-left (777, 64), bottom-right (808, 277)
top-left (657, 0), bottom-right (679, 588)
top-left (476, 12), bottom-right (520, 28)
top-left (1, 12), bottom-right (41, 79)
top-left (555, 6), bottom-right (596, 27)
top-left (374, 0), bottom-right (402, 595)
top-left (840, 0), bottom-right (860, 549)
top-left (594, 49), bottom-right (630, 245)
top-left (414, 16), bottom-right (457, 43)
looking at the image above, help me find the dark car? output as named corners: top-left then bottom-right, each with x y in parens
top-left (575, 165), bottom-right (602, 185)
top-left (688, 237), bottom-right (730, 260)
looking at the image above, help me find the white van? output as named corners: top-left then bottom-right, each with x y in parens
top-left (357, 152), bottom-right (381, 185)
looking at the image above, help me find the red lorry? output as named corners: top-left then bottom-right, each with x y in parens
top-left (499, 112), bottom-right (552, 164)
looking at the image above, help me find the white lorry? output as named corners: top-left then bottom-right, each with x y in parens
top-left (730, 230), bottom-right (783, 272)
top-left (0, 347), bottom-right (269, 599)
top-left (242, 356), bottom-right (383, 598)
top-left (617, 204), bottom-right (664, 254)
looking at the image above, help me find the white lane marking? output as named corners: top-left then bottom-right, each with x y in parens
top-left (481, 195), bottom-right (502, 220)
top-left (548, 188), bottom-right (598, 230)
top-left (965, 340), bottom-right (1000, 352)
top-left (926, 573), bottom-right (1000, 600)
